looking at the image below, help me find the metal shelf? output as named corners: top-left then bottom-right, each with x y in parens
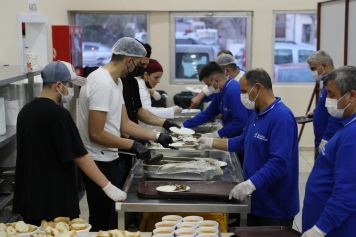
top-left (0, 193), bottom-right (13, 210)
top-left (0, 65), bottom-right (42, 86)
top-left (0, 126), bottom-right (16, 149)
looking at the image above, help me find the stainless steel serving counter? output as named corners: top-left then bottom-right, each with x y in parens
top-left (115, 149), bottom-right (250, 230)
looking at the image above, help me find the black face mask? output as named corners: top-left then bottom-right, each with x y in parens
top-left (145, 81), bottom-right (152, 89)
top-left (135, 66), bottom-right (146, 77)
top-left (126, 60), bottom-right (138, 79)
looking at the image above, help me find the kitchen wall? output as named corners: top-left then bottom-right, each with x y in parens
top-left (1, 0), bottom-right (326, 148)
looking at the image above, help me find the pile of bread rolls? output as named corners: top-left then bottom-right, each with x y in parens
top-left (38, 217), bottom-right (88, 237)
top-left (96, 230), bottom-right (140, 237)
top-left (0, 221), bottom-right (37, 237)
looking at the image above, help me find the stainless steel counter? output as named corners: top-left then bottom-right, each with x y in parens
top-left (116, 149), bottom-right (249, 229)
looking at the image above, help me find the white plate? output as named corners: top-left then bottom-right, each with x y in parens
top-left (186, 86), bottom-right (202, 94)
top-left (170, 127), bottom-right (195, 135)
top-left (169, 142), bottom-right (195, 148)
top-left (181, 109), bottom-right (201, 114)
top-left (156, 185), bottom-right (191, 192)
top-left (218, 161), bottom-right (227, 167)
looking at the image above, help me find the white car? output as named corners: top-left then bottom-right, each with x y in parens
top-left (82, 42), bottom-right (112, 67)
top-left (274, 41), bottom-right (316, 65)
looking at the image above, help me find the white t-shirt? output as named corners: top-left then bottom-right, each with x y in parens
top-left (202, 70), bottom-right (245, 96)
top-left (78, 67), bottom-right (124, 162)
top-left (136, 78), bottom-right (174, 129)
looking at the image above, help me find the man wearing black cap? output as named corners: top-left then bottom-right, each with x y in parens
top-left (13, 61), bottom-right (125, 226)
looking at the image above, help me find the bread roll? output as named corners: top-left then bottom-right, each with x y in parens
top-left (70, 223), bottom-right (87, 230)
top-left (6, 227), bottom-right (16, 235)
top-left (97, 231), bottom-right (110, 237)
top-left (55, 222), bottom-right (69, 231)
top-left (54, 217), bottom-right (70, 223)
top-left (41, 220), bottom-right (48, 231)
top-left (70, 218), bottom-right (86, 224)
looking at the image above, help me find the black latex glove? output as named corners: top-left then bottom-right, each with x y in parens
top-left (129, 141), bottom-right (151, 160)
top-left (163, 120), bottom-right (181, 132)
top-left (157, 133), bottom-right (175, 148)
top-left (129, 136), bottom-right (147, 146)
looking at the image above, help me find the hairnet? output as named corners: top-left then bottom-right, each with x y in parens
top-left (111, 37), bottom-right (147, 57)
top-left (216, 54), bottom-right (237, 66)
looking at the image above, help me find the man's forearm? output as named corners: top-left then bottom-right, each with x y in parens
top-left (74, 154), bottom-right (109, 188)
top-left (90, 129), bottom-right (133, 150)
top-left (212, 138), bottom-right (228, 151)
top-left (137, 108), bottom-right (165, 127)
top-left (121, 118), bottom-right (157, 140)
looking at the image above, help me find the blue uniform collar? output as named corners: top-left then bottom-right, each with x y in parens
top-left (256, 97), bottom-right (282, 116)
top-left (219, 78), bottom-right (233, 97)
top-left (341, 113), bottom-right (356, 127)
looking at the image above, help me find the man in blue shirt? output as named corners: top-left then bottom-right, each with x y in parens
top-left (302, 66), bottom-right (356, 237)
top-left (182, 62), bottom-right (249, 139)
top-left (306, 50), bottom-right (342, 160)
top-left (194, 68), bottom-right (299, 227)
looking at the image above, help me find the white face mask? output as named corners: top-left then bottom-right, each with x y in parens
top-left (59, 83), bottom-right (74, 103)
top-left (325, 93), bottom-right (350, 118)
top-left (240, 84), bottom-right (259, 110)
top-left (207, 80), bottom-right (220, 94)
top-left (311, 65), bottom-right (325, 82)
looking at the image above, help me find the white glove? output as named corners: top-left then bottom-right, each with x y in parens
top-left (152, 91), bottom-right (161, 101)
top-left (302, 226), bottom-right (325, 237)
top-left (102, 182), bottom-right (127, 201)
top-left (306, 111), bottom-right (314, 117)
top-left (193, 137), bottom-right (213, 150)
top-left (173, 106), bottom-right (182, 115)
top-left (318, 139), bottom-right (328, 152)
top-left (205, 132), bottom-right (220, 138)
top-left (229, 179), bottom-right (256, 201)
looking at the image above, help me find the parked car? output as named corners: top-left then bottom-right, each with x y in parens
top-left (82, 42), bottom-right (112, 67)
top-left (175, 32), bottom-right (201, 45)
top-left (274, 63), bottom-right (315, 82)
top-left (274, 41), bottom-right (316, 65)
top-left (175, 44), bottom-right (219, 79)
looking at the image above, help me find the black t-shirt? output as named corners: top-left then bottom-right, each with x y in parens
top-left (13, 98), bottom-right (88, 220)
top-left (121, 76), bottom-right (142, 124)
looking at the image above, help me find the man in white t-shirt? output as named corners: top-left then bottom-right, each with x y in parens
top-left (189, 53), bottom-right (245, 109)
top-left (78, 37), bottom-right (174, 231)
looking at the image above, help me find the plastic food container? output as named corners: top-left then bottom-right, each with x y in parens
top-left (182, 216), bottom-right (204, 223)
top-left (174, 228), bottom-right (197, 237)
top-left (153, 227), bottom-right (175, 236)
top-left (162, 215), bottom-right (183, 223)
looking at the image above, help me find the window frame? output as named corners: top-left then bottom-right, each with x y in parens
top-left (271, 10), bottom-right (317, 84)
top-left (170, 12), bottom-right (252, 84)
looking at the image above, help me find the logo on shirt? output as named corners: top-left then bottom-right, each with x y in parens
top-left (254, 132), bottom-right (268, 142)
top-left (223, 107), bottom-right (230, 111)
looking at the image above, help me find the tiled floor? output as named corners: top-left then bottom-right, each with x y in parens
top-left (78, 149), bottom-right (315, 233)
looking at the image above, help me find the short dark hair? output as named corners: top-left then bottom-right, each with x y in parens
top-left (110, 54), bottom-right (126, 62)
top-left (218, 50), bottom-right (233, 57)
top-left (244, 68), bottom-right (273, 90)
top-left (198, 62), bottom-right (225, 82)
top-left (324, 65), bottom-right (356, 95)
top-left (42, 82), bottom-right (56, 89)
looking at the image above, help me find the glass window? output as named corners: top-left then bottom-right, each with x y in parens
top-left (74, 13), bottom-right (148, 67)
top-left (171, 12), bottom-right (252, 84)
top-left (273, 13), bottom-right (317, 82)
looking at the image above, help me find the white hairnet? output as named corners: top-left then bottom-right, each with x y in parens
top-left (111, 37), bottom-right (147, 57)
top-left (216, 54), bottom-right (237, 66)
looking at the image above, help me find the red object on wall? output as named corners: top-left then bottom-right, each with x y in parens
top-left (52, 25), bottom-right (83, 76)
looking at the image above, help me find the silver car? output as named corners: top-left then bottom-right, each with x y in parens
top-left (82, 42), bottom-right (112, 67)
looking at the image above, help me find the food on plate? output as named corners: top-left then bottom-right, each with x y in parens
top-left (174, 184), bottom-right (187, 191)
top-left (143, 154), bottom-right (168, 166)
top-left (70, 223), bottom-right (86, 231)
top-left (96, 230), bottom-right (141, 237)
top-left (171, 133), bottom-right (180, 138)
top-left (183, 141), bottom-right (194, 146)
top-left (192, 133), bottom-right (202, 139)
top-left (154, 231), bottom-right (172, 234)
top-left (41, 217), bottom-right (88, 232)
top-left (0, 221), bottom-right (37, 236)
top-left (54, 217), bottom-right (70, 223)
top-left (32, 230), bottom-right (78, 237)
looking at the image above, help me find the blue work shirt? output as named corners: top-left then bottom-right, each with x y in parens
top-left (183, 78), bottom-right (249, 138)
top-left (302, 113), bottom-right (356, 236)
top-left (228, 98), bottom-right (299, 219)
top-left (313, 79), bottom-right (342, 149)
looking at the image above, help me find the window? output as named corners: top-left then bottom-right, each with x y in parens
top-left (171, 12), bottom-right (252, 84)
top-left (273, 12), bottom-right (317, 83)
top-left (74, 13), bottom-right (148, 67)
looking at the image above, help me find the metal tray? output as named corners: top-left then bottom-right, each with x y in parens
top-left (171, 116), bottom-right (194, 124)
top-left (149, 148), bottom-right (210, 158)
top-left (190, 123), bottom-right (222, 134)
top-left (142, 157), bottom-right (216, 181)
top-left (230, 226), bottom-right (301, 237)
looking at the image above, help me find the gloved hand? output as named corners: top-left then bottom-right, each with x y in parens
top-left (229, 179), bottom-right (256, 201)
top-left (129, 136), bottom-right (146, 145)
top-left (205, 132), bottom-right (220, 138)
top-left (302, 226), bottom-right (326, 237)
top-left (306, 111), bottom-right (314, 117)
top-left (102, 182), bottom-right (127, 201)
top-left (193, 137), bottom-right (213, 150)
top-left (129, 141), bottom-right (151, 160)
top-left (157, 133), bottom-right (175, 148)
top-left (163, 120), bottom-right (181, 132)
top-left (173, 106), bottom-right (182, 115)
top-left (318, 139), bottom-right (328, 152)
